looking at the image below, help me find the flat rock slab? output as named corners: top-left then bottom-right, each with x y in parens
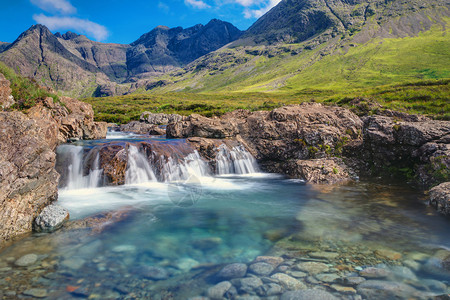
top-left (295, 262), bottom-right (329, 274)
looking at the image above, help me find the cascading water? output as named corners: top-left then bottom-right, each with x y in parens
top-left (216, 144), bottom-right (258, 175)
top-left (57, 139), bottom-right (259, 190)
top-left (161, 151), bottom-right (211, 182)
top-left (125, 145), bottom-right (157, 184)
top-left (57, 145), bottom-right (103, 190)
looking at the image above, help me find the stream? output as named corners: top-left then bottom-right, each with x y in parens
top-left (0, 131), bottom-right (449, 299)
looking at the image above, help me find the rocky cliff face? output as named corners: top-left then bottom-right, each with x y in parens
top-left (0, 79), bottom-right (107, 245)
top-left (240, 0), bottom-right (446, 45)
top-left (127, 19), bottom-right (242, 78)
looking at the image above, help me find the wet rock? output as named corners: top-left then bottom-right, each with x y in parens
top-left (287, 270), bottom-right (307, 278)
top-left (389, 266), bottom-right (417, 281)
top-left (119, 121), bottom-right (165, 135)
top-left (236, 277), bottom-right (263, 294)
top-left (217, 263), bottom-right (247, 279)
top-left (23, 288), bottom-right (47, 298)
top-left (308, 251), bottom-right (339, 260)
top-left (271, 273), bottom-right (306, 290)
top-left (134, 265), bottom-right (169, 280)
top-left (192, 237), bottom-right (222, 250)
top-left (283, 158), bottom-right (356, 184)
top-left (112, 244), bottom-right (137, 253)
top-left (357, 280), bottom-right (419, 299)
top-left (207, 281), bottom-right (232, 299)
top-left (175, 257), bottom-right (200, 271)
top-left (33, 204), bottom-right (69, 232)
top-left (330, 284), bottom-right (356, 294)
top-left (359, 267), bottom-right (390, 278)
top-left (315, 273), bottom-right (340, 283)
top-left (341, 276), bottom-right (366, 286)
top-left (281, 289), bottom-right (338, 300)
top-left (256, 283), bottom-right (283, 296)
top-left (403, 259), bottom-right (421, 271)
top-left (374, 249), bottom-right (402, 260)
top-left (61, 257), bottom-right (86, 270)
top-left (429, 182), bottom-right (450, 216)
top-left (249, 262), bottom-right (275, 276)
top-left (423, 249), bottom-right (450, 276)
top-left (236, 296), bottom-right (261, 300)
top-left (254, 256), bottom-right (284, 268)
top-left (15, 253), bottom-right (38, 267)
top-left (422, 279), bottom-right (447, 293)
top-left (295, 262), bottom-right (329, 275)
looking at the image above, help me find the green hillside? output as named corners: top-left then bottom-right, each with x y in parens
top-left (151, 19), bottom-right (449, 94)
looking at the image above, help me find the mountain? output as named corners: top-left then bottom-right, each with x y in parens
top-left (0, 20), bottom-right (242, 97)
top-left (0, 42), bottom-right (10, 53)
top-left (127, 19), bottom-right (243, 78)
top-left (150, 0), bottom-right (449, 93)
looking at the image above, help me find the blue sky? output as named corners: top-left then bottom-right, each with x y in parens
top-left (0, 0), bottom-right (281, 44)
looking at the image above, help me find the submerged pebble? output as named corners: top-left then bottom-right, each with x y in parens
top-left (15, 254), bottom-right (38, 267)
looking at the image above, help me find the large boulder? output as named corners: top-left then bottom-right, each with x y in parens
top-left (362, 115), bottom-right (450, 186)
top-left (0, 96), bottom-right (107, 245)
top-left (429, 182), bottom-right (450, 216)
top-left (0, 111), bottom-right (59, 243)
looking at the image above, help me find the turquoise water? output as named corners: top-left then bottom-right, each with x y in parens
top-left (0, 133), bottom-right (449, 299)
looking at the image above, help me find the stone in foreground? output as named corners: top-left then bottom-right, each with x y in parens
top-left (34, 204), bottom-right (69, 232)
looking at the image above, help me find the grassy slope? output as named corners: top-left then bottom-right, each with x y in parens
top-left (85, 19), bottom-right (449, 123)
top-left (0, 62), bottom-right (59, 109)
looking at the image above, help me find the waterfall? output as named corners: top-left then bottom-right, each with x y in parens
top-left (57, 141), bottom-right (260, 189)
top-left (125, 145), bottom-right (157, 184)
top-left (161, 151), bottom-right (210, 182)
top-left (58, 145), bottom-right (103, 190)
top-left (216, 145), bottom-right (258, 175)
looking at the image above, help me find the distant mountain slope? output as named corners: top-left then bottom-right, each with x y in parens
top-left (0, 42), bottom-right (10, 53)
top-left (148, 0), bottom-right (449, 94)
top-left (0, 20), bottom-right (242, 97)
top-left (127, 19), bottom-right (243, 79)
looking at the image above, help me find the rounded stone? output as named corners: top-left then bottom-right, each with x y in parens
top-left (207, 281), bottom-right (232, 299)
top-left (34, 204), bottom-right (69, 233)
top-left (15, 254), bottom-right (38, 267)
top-left (270, 273), bottom-right (306, 291)
top-left (23, 288), bottom-right (47, 298)
top-left (249, 262), bottom-right (275, 276)
top-left (295, 262), bottom-right (329, 274)
top-left (217, 263), bottom-right (247, 279)
top-left (359, 267), bottom-right (390, 278)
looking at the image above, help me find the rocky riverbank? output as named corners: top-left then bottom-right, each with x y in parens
top-left (131, 104), bottom-right (450, 214)
top-left (0, 75), bottom-right (107, 245)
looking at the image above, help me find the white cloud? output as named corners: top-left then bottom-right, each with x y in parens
top-left (158, 2), bottom-right (170, 13)
top-left (233, 0), bottom-right (259, 7)
top-left (185, 0), bottom-right (211, 9)
top-left (30, 0), bottom-right (76, 14)
top-left (33, 14), bottom-right (109, 41)
top-left (243, 0), bottom-right (281, 18)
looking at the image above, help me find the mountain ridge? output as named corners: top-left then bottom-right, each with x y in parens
top-left (0, 20), bottom-right (243, 97)
top-left (0, 0), bottom-right (449, 97)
